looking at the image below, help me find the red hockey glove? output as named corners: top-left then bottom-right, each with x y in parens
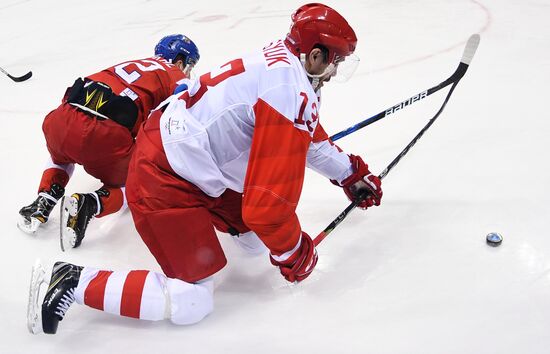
top-left (340, 154), bottom-right (382, 209)
top-left (270, 232), bottom-right (318, 283)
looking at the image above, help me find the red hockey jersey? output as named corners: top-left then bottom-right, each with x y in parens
top-left (87, 56), bottom-right (186, 136)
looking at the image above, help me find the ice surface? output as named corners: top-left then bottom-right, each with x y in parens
top-left (1, 1), bottom-right (549, 353)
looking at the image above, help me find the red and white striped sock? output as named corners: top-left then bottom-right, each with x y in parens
top-left (74, 267), bottom-right (214, 324)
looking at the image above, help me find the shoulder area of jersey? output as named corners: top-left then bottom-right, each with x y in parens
top-left (148, 55), bottom-right (177, 67)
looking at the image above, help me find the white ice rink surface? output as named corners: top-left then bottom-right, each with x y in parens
top-left (1, 0), bottom-right (549, 353)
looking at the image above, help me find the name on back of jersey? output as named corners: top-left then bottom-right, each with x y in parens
top-left (263, 40), bottom-right (291, 70)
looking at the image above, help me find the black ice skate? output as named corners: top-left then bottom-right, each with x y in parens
top-left (60, 191), bottom-right (102, 251)
top-left (18, 184), bottom-right (65, 234)
top-left (27, 260), bottom-right (82, 334)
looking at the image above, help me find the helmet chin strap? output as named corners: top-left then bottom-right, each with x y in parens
top-left (300, 53), bottom-right (336, 91)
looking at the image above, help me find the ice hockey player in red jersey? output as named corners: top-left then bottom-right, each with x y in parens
top-left (27, 4), bottom-right (383, 334)
top-left (18, 34), bottom-right (200, 250)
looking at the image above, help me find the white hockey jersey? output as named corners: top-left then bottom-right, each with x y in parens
top-left (157, 39), bottom-right (353, 254)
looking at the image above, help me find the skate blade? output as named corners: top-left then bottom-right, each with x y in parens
top-left (59, 196), bottom-right (78, 252)
top-left (27, 259), bottom-right (47, 334)
top-left (17, 216), bottom-right (41, 235)
top-left (61, 227), bottom-right (77, 252)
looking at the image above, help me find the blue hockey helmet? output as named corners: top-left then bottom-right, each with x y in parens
top-left (155, 34), bottom-right (200, 68)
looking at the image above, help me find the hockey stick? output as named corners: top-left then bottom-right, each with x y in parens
top-left (314, 34), bottom-right (480, 246)
top-left (0, 66), bottom-right (32, 82)
top-left (330, 36), bottom-right (480, 142)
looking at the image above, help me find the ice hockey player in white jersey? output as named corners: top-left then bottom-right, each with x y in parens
top-left (27, 3), bottom-right (383, 334)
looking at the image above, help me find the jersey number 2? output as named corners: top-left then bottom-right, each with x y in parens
top-left (114, 59), bottom-right (165, 84)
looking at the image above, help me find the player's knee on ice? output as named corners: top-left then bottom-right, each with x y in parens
top-left (167, 277), bottom-right (214, 325)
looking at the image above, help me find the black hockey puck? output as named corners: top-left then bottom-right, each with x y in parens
top-left (486, 232), bottom-right (503, 246)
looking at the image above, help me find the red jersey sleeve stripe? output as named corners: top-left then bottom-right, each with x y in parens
top-left (243, 99), bottom-right (310, 255)
top-left (312, 122), bottom-right (343, 152)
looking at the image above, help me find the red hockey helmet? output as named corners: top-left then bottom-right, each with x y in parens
top-left (285, 3), bottom-right (357, 63)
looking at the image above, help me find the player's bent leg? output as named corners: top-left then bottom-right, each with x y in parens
top-left (95, 186), bottom-right (126, 217)
top-left (231, 231), bottom-right (268, 255)
top-left (37, 157), bottom-right (75, 193)
top-left (167, 277), bottom-right (214, 325)
top-left (18, 183), bottom-right (65, 235)
top-left (211, 189), bottom-right (267, 255)
top-left (131, 205), bottom-right (227, 283)
top-left (60, 192), bottom-right (100, 251)
top-left (74, 267), bottom-right (213, 325)
top-left (18, 161), bottom-right (72, 235)
top-left (28, 262), bottom-right (214, 335)
top-left (81, 119), bottom-right (134, 188)
top-left (60, 186), bottom-right (126, 251)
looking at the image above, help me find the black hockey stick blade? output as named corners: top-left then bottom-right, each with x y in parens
top-left (10, 71), bottom-right (32, 82)
top-left (0, 66), bottom-right (32, 82)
